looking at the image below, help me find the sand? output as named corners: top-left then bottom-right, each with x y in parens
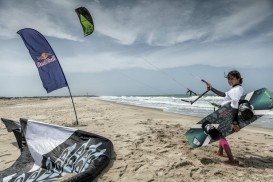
top-left (0, 97), bottom-right (273, 181)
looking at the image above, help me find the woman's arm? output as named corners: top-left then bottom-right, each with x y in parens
top-left (211, 87), bottom-right (226, 97)
top-left (205, 81), bottom-right (226, 97)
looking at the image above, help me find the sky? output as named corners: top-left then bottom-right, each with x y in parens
top-left (0, 0), bottom-right (273, 96)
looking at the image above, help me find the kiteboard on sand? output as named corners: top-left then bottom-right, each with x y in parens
top-left (185, 88), bottom-right (273, 148)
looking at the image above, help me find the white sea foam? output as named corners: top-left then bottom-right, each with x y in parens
top-left (97, 95), bottom-right (273, 129)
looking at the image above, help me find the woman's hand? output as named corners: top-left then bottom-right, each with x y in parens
top-left (201, 79), bottom-right (212, 91)
top-left (205, 82), bottom-right (212, 91)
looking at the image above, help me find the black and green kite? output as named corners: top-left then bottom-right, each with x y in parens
top-left (75, 7), bottom-right (94, 36)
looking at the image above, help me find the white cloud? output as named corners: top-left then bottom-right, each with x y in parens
top-left (142, 40), bottom-right (273, 69)
top-left (0, 0), bottom-right (272, 76)
top-left (92, 0), bottom-right (273, 46)
top-left (212, 0), bottom-right (273, 40)
top-left (0, 54), bottom-right (37, 77)
top-left (60, 51), bottom-right (145, 73)
top-left (92, 0), bottom-right (201, 46)
top-left (1, 0), bottom-right (272, 46)
top-left (147, 30), bottom-right (206, 46)
top-left (0, 0), bottom-right (81, 41)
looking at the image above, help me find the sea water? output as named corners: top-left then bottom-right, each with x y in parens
top-left (97, 95), bottom-right (273, 129)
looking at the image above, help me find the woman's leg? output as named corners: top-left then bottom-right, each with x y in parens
top-left (217, 139), bottom-right (224, 156)
top-left (219, 138), bottom-right (236, 163)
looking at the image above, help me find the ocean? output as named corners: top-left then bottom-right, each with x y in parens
top-left (97, 95), bottom-right (273, 129)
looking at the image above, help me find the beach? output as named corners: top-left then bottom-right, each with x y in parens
top-left (0, 97), bottom-right (273, 181)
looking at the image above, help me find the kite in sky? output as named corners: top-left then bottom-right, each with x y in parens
top-left (75, 7), bottom-right (94, 36)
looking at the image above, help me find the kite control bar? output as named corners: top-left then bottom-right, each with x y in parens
top-left (190, 90), bottom-right (210, 105)
top-left (201, 79), bottom-right (210, 86)
top-left (186, 88), bottom-right (197, 96)
top-left (181, 79), bottom-right (213, 105)
top-left (181, 89), bottom-right (209, 105)
top-left (190, 79), bottom-right (210, 105)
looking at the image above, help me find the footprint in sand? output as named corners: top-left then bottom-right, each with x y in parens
top-left (200, 157), bottom-right (215, 165)
top-left (213, 170), bottom-right (224, 176)
top-left (171, 160), bottom-right (193, 169)
top-left (0, 154), bottom-right (11, 158)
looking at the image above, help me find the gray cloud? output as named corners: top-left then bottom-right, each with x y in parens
top-left (0, 0), bottom-right (272, 96)
top-left (211, 0), bottom-right (273, 41)
top-left (1, 0), bottom-right (272, 45)
top-left (0, 0), bottom-right (80, 40)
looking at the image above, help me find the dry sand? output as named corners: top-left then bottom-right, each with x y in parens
top-left (0, 97), bottom-right (273, 181)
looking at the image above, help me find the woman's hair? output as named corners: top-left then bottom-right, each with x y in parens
top-left (225, 70), bottom-right (243, 84)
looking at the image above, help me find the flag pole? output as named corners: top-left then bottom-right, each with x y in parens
top-left (42, 34), bottom-right (79, 125)
top-left (67, 85), bottom-right (79, 125)
top-left (44, 39), bottom-right (79, 125)
top-left (38, 33), bottom-right (79, 125)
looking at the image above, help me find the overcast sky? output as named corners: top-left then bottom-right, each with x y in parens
top-left (0, 0), bottom-right (273, 96)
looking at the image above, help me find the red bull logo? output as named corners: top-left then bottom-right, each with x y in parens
top-left (36, 52), bottom-right (57, 68)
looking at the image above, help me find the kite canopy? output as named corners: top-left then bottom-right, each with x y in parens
top-left (75, 7), bottom-right (94, 36)
top-left (1, 118), bottom-right (113, 182)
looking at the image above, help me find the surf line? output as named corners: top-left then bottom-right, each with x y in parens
top-left (142, 57), bottom-right (219, 108)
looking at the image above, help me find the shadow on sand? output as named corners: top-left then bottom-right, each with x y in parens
top-left (93, 150), bottom-right (117, 182)
top-left (237, 155), bottom-right (273, 169)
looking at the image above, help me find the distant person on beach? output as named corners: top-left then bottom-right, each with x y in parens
top-left (205, 70), bottom-right (243, 165)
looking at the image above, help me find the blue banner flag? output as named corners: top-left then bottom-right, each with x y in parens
top-left (17, 28), bottom-right (68, 93)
